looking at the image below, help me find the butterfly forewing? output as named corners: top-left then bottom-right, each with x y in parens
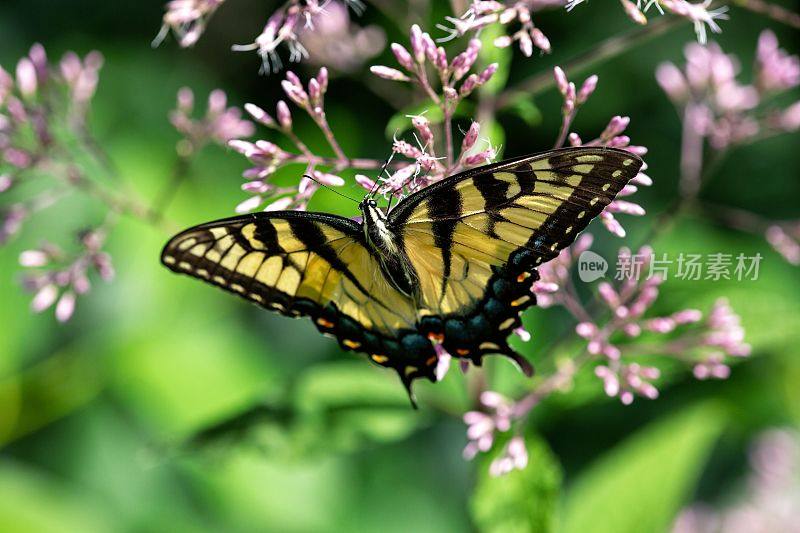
top-left (160, 212), bottom-right (438, 370)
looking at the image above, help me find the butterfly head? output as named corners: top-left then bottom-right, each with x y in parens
top-left (359, 197), bottom-right (384, 222)
top-left (359, 198), bottom-right (378, 209)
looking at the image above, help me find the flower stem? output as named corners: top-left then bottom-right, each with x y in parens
top-left (733, 0), bottom-right (800, 28)
top-left (444, 110), bottom-right (455, 170)
top-left (151, 154), bottom-right (191, 219)
top-left (554, 110), bottom-right (575, 149)
top-left (314, 114), bottom-right (349, 167)
top-left (63, 165), bottom-right (176, 232)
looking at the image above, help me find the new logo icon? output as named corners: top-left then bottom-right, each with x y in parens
top-left (578, 251), bottom-right (608, 282)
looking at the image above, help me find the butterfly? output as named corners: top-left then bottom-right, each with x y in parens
top-left (161, 147), bottom-right (643, 405)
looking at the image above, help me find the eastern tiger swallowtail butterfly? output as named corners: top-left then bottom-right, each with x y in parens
top-left (161, 147), bottom-right (643, 404)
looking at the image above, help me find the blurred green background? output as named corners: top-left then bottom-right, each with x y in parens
top-left (1, 1), bottom-right (799, 532)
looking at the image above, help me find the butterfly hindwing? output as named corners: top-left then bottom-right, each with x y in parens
top-left (161, 212), bottom-right (441, 384)
top-left (389, 147), bottom-right (643, 368)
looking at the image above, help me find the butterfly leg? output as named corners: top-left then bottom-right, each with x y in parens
top-left (398, 372), bottom-right (419, 410)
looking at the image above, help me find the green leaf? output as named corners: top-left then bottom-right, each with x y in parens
top-left (478, 24), bottom-right (512, 96)
top-left (505, 96), bottom-right (543, 128)
top-left (484, 119), bottom-right (506, 156)
top-left (385, 101), bottom-right (444, 138)
top-left (0, 462), bottom-right (114, 533)
top-left (293, 361), bottom-right (427, 453)
top-left (560, 402), bottom-right (727, 533)
top-left (471, 435), bottom-right (563, 533)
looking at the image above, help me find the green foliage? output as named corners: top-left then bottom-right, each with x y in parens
top-left (560, 403), bottom-right (727, 533)
top-left (0, 461), bottom-right (114, 533)
top-left (471, 435), bottom-right (563, 533)
top-left (505, 95), bottom-right (543, 128)
top-left (478, 24), bottom-right (512, 96)
top-left (293, 361), bottom-right (429, 453)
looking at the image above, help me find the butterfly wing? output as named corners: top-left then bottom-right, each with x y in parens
top-left (389, 146), bottom-right (644, 369)
top-left (161, 212), bottom-right (441, 387)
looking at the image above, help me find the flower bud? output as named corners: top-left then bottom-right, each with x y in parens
top-left (31, 284), bottom-right (58, 312)
top-left (577, 75), bottom-right (598, 104)
top-left (370, 65), bottom-right (411, 82)
top-left (479, 63), bottom-right (498, 83)
top-left (244, 103), bottom-right (274, 127)
top-left (55, 291), bottom-right (76, 322)
top-left (461, 122), bottom-right (480, 153)
top-left (412, 115), bottom-right (434, 147)
top-left (530, 27), bottom-right (550, 53)
top-left (601, 115), bottom-right (630, 139)
top-left (316, 67), bottom-right (328, 94)
top-left (207, 89), bottom-right (226, 114)
top-left (493, 35), bottom-right (513, 48)
top-left (281, 79), bottom-right (308, 106)
top-left (518, 32), bottom-right (533, 57)
top-left (355, 174), bottom-right (377, 191)
top-left (263, 196), bottom-right (293, 212)
top-left (410, 24), bottom-right (426, 63)
top-left (19, 249), bottom-right (49, 267)
top-left (620, 0), bottom-right (647, 24)
top-left (312, 170), bottom-right (345, 187)
top-left (390, 43), bottom-right (414, 70)
top-left (553, 66), bottom-right (569, 95)
top-left (16, 57), bottom-right (37, 98)
top-left (276, 100), bottom-right (292, 129)
top-left (235, 195), bottom-right (263, 213)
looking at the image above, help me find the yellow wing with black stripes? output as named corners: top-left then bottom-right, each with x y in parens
top-left (386, 147), bottom-right (643, 365)
top-left (161, 147), bottom-right (643, 403)
top-left (161, 212), bottom-right (444, 390)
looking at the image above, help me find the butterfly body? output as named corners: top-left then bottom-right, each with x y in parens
top-left (360, 198), bottom-right (417, 296)
top-left (161, 147), bottom-right (643, 403)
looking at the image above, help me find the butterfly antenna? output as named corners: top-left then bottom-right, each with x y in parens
top-left (369, 150), bottom-right (396, 200)
top-left (302, 174), bottom-right (360, 204)
top-left (387, 189), bottom-right (396, 211)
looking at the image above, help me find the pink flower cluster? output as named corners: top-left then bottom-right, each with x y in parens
top-left (372, 25), bottom-right (498, 101)
top-left (368, 26), bottom-right (500, 194)
top-left (1, 44), bottom-right (103, 172)
top-left (228, 68), bottom-right (353, 213)
top-left (576, 247), bottom-right (749, 403)
top-left (294, 0), bottom-right (385, 74)
top-left (673, 428), bottom-right (800, 532)
top-left (232, 0), bottom-right (367, 74)
top-left (568, 0), bottom-right (729, 44)
top-left (1, 44), bottom-right (104, 243)
top-left (170, 87), bottom-right (254, 155)
top-left (657, 31), bottom-right (800, 150)
top-left (463, 392), bottom-right (513, 456)
top-left (534, 241), bottom-right (751, 406)
top-left (154, 0), bottom-right (226, 47)
top-left (157, 1), bottom-right (379, 74)
top-left (20, 230), bottom-right (114, 323)
top-left (765, 223), bottom-right (800, 265)
top-left (438, 1), bottom-right (552, 56)
top-left (658, 0), bottom-right (729, 44)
